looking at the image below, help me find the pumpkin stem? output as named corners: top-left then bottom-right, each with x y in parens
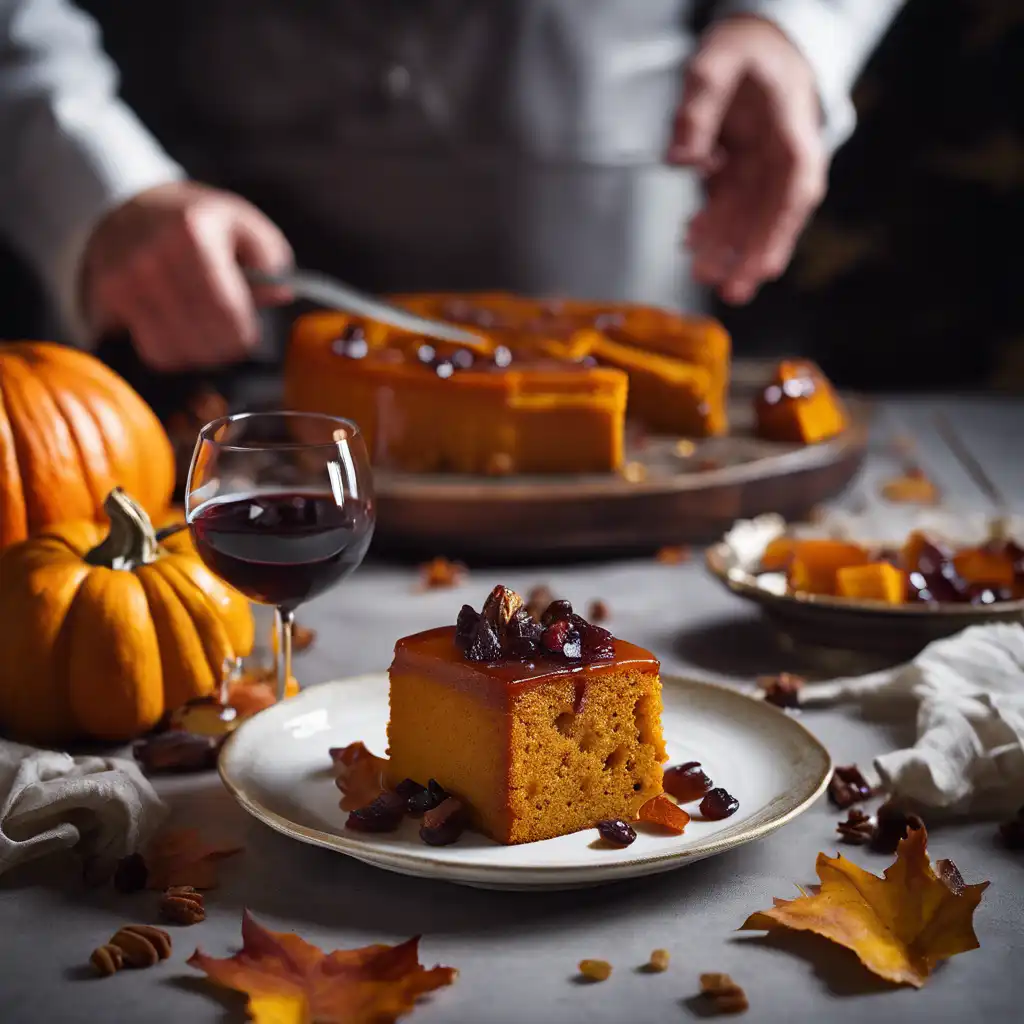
top-left (84, 487), bottom-right (160, 570)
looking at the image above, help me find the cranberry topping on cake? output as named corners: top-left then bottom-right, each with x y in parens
top-left (455, 585), bottom-right (615, 665)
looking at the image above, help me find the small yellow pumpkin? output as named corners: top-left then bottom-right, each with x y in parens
top-left (0, 488), bottom-right (254, 744)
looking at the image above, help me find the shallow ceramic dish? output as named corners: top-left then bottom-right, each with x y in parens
top-left (706, 513), bottom-right (1024, 666)
top-left (218, 672), bottom-right (831, 891)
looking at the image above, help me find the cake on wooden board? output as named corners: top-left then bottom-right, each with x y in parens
top-left (385, 585), bottom-right (667, 845)
top-left (284, 292), bottom-right (731, 476)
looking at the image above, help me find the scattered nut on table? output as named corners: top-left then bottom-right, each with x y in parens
top-left (700, 972), bottom-right (748, 1014)
top-left (160, 885), bottom-right (206, 925)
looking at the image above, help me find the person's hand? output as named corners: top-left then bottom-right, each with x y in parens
top-left (669, 16), bottom-right (826, 304)
top-left (81, 181), bottom-right (294, 371)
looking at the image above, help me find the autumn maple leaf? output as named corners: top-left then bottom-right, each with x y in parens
top-left (740, 826), bottom-right (989, 987)
top-left (188, 910), bottom-right (457, 1024)
top-left (144, 828), bottom-right (242, 890)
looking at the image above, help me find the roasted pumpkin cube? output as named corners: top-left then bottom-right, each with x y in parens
top-left (755, 360), bottom-right (848, 445)
top-left (787, 540), bottom-right (871, 596)
top-left (836, 562), bottom-right (907, 604)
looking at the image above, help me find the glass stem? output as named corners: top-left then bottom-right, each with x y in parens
top-left (275, 606), bottom-right (295, 703)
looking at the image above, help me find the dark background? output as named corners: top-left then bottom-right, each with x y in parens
top-left (1, 0), bottom-right (1022, 394)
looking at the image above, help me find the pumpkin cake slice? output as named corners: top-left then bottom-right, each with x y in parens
top-left (386, 586), bottom-right (667, 845)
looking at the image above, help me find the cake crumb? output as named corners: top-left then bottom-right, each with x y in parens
top-left (418, 557), bottom-right (467, 590)
top-left (700, 973), bottom-right (748, 1013)
top-left (646, 949), bottom-right (670, 972)
top-left (578, 959), bottom-right (612, 982)
top-left (621, 461), bottom-right (647, 483)
top-left (586, 599), bottom-right (610, 622)
top-left (655, 545), bottom-right (691, 564)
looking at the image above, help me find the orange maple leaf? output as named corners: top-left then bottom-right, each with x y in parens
top-left (188, 910), bottom-right (457, 1024)
top-left (740, 826), bottom-right (988, 987)
top-left (144, 828), bottom-right (243, 890)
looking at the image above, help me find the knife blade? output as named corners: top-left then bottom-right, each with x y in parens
top-left (247, 268), bottom-right (488, 348)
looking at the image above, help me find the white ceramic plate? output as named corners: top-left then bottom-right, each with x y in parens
top-left (219, 673), bottom-right (831, 890)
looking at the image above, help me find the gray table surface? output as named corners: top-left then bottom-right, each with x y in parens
top-left (3, 396), bottom-right (1023, 1024)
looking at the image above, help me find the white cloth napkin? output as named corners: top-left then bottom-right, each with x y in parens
top-left (0, 741), bottom-right (167, 878)
top-left (803, 623), bottom-right (1024, 816)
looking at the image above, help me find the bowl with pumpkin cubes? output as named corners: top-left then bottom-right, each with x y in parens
top-left (705, 511), bottom-right (1024, 665)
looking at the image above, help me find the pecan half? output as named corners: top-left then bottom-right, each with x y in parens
top-left (160, 885), bottom-right (206, 925)
top-left (836, 808), bottom-right (876, 845)
top-left (481, 584), bottom-right (524, 628)
top-left (110, 924), bottom-right (172, 968)
top-left (90, 944), bottom-right (124, 977)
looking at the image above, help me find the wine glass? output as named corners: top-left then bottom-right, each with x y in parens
top-left (186, 411), bottom-right (375, 702)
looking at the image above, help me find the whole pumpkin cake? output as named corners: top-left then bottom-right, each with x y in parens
top-left (386, 585), bottom-right (667, 845)
top-left (284, 292), bottom-right (730, 475)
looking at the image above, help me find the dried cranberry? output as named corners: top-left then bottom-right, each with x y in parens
top-left (400, 778), bottom-right (445, 817)
top-left (505, 609), bottom-right (542, 656)
top-left (465, 618), bottom-right (502, 662)
top-left (872, 800), bottom-right (925, 853)
top-left (420, 796), bottom-right (467, 846)
top-left (541, 620), bottom-right (570, 654)
top-left (455, 604), bottom-right (480, 649)
top-left (1006, 541), bottom-right (1024, 581)
top-left (330, 323), bottom-right (368, 358)
top-left (998, 806), bottom-right (1024, 850)
top-left (541, 599), bottom-right (573, 626)
top-left (596, 819), bottom-right (637, 847)
top-left (346, 791), bottom-right (405, 833)
top-left (699, 787), bottom-right (740, 820)
top-left (663, 762), bottom-right (714, 803)
top-left (113, 852), bottom-right (148, 893)
top-left (966, 583), bottom-right (1014, 606)
top-left (828, 765), bottom-right (873, 808)
top-left (579, 623), bottom-right (614, 661)
top-left (907, 567), bottom-right (965, 604)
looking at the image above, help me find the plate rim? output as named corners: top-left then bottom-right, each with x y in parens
top-left (218, 672), bottom-right (833, 881)
top-left (704, 541), bottom-right (1024, 619)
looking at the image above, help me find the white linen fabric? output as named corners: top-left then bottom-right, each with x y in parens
top-left (0, 740), bottom-right (166, 877)
top-left (804, 623), bottom-right (1024, 816)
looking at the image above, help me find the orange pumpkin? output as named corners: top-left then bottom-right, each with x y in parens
top-left (0, 488), bottom-right (254, 743)
top-left (0, 341), bottom-right (174, 549)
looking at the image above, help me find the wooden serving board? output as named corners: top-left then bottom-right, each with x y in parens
top-left (372, 360), bottom-right (871, 563)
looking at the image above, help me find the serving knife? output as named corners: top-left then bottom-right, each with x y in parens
top-left (246, 268), bottom-right (486, 347)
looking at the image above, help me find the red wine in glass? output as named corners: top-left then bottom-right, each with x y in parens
top-left (189, 491), bottom-right (374, 609)
top-left (186, 411), bottom-right (375, 701)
